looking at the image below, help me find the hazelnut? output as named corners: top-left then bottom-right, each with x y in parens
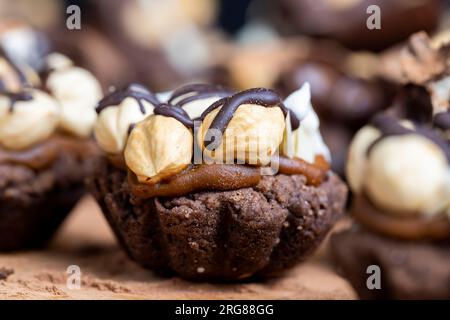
top-left (365, 135), bottom-right (450, 215)
top-left (124, 115), bottom-right (193, 184)
top-left (197, 104), bottom-right (285, 165)
top-left (94, 97), bottom-right (155, 154)
top-left (346, 125), bottom-right (381, 193)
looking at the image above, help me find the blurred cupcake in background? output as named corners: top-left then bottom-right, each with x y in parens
top-left (0, 28), bottom-right (102, 249)
top-left (331, 32), bottom-right (450, 299)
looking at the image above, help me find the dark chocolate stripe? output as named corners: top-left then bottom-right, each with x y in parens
top-left (95, 83), bottom-right (160, 114)
top-left (0, 91), bottom-right (33, 112)
top-left (168, 83), bottom-right (233, 106)
top-left (433, 111), bottom-right (450, 130)
top-left (200, 88), bottom-right (299, 150)
top-left (0, 47), bottom-right (28, 86)
top-left (370, 113), bottom-right (411, 136)
top-left (154, 103), bottom-right (193, 128)
top-left (415, 127), bottom-right (450, 162)
top-left (368, 113), bottom-right (450, 162)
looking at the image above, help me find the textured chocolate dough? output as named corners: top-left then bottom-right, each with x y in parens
top-left (331, 228), bottom-right (450, 299)
top-left (0, 151), bottom-right (95, 250)
top-left (89, 158), bottom-right (347, 281)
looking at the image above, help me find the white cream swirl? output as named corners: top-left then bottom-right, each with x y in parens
top-left (0, 89), bottom-right (60, 150)
top-left (45, 53), bottom-right (102, 138)
top-left (282, 82), bottom-right (331, 163)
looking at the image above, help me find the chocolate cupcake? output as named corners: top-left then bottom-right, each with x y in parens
top-left (89, 82), bottom-right (347, 281)
top-left (331, 112), bottom-right (450, 299)
top-left (0, 50), bottom-right (102, 250)
top-left (332, 32), bottom-right (450, 298)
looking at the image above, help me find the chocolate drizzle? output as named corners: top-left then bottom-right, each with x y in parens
top-left (368, 113), bottom-right (450, 162)
top-left (0, 48), bottom-right (33, 111)
top-left (0, 47), bottom-right (29, 87)
top-left (200, 88), bottom-right (300, 150)
top-left (153, 103), bottom-right (194, 128)
top-left (95, 83), bottom-right (160, 114)
top-left (433, 111), bottom-right (450, 130)
top-left (1, 91), bottom-right (33, 112)
top-left (168, 83), bottom-right (234, 107)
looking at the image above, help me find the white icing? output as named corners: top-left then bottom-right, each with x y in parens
top-left (282, 82), bottom-right (331, 163)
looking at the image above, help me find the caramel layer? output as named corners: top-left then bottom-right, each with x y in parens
top-left (128, 155), bottom-right (329, 199)
top-left (129, 164), bottom-right (261, 198)
top-left (352, 194), bottom-right (450, 241)
top-left (0, 135), bottom-right (98, 169)
top-left (276, 155), bottom-right (329, 187)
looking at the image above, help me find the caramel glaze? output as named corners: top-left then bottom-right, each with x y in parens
top-left (275, 155), bottom-right (329, 187)
top-left (129, 164), bottom-right (261, 199)
top-left (127, 155), bottom-right (329, 199)
top-left (0, 134), bottom-right (98, 170)
top-left (352, 193), bottom-right (450, 241)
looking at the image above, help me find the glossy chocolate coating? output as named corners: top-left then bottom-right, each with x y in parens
top-left (0, 91), bottom-right (33, 112)
top-left (95, 83), bottom-right (160, 114)
top-left (153, 103), bottom-right (194, 128)
top-left (433, 111), bottom-right (450, 130)
top-left (368, 113), bottom-right (450, 162)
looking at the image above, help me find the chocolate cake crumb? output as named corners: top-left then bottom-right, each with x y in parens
top-left (89, 157), bottom-right (347, 281)
top-left (0, 148), bottom-right (95, 250)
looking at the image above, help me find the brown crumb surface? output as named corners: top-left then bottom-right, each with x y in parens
top-left (0, 196), bottom-right (356, 300)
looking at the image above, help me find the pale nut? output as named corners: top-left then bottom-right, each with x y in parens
top-left (125, 115), bottom-right (193, 184)
top-left (346, 125), bottom-right (381, 194)
top-left (46, 65), bottom-right (102, 137)
top-left (45, 52), bottom-right (73, 70)
top-left (0, 57), bottom-right (22, 92)
top-left (0, 89), bottom-right (60, 150)
top-left (94, 97), bottom-right (155, 154)
top-left (365, 135), bottom-right (450, 216)
top-left (197, 104), bottom-right (285, 165)
top-left (0, 57), bottom-right (40, 91)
